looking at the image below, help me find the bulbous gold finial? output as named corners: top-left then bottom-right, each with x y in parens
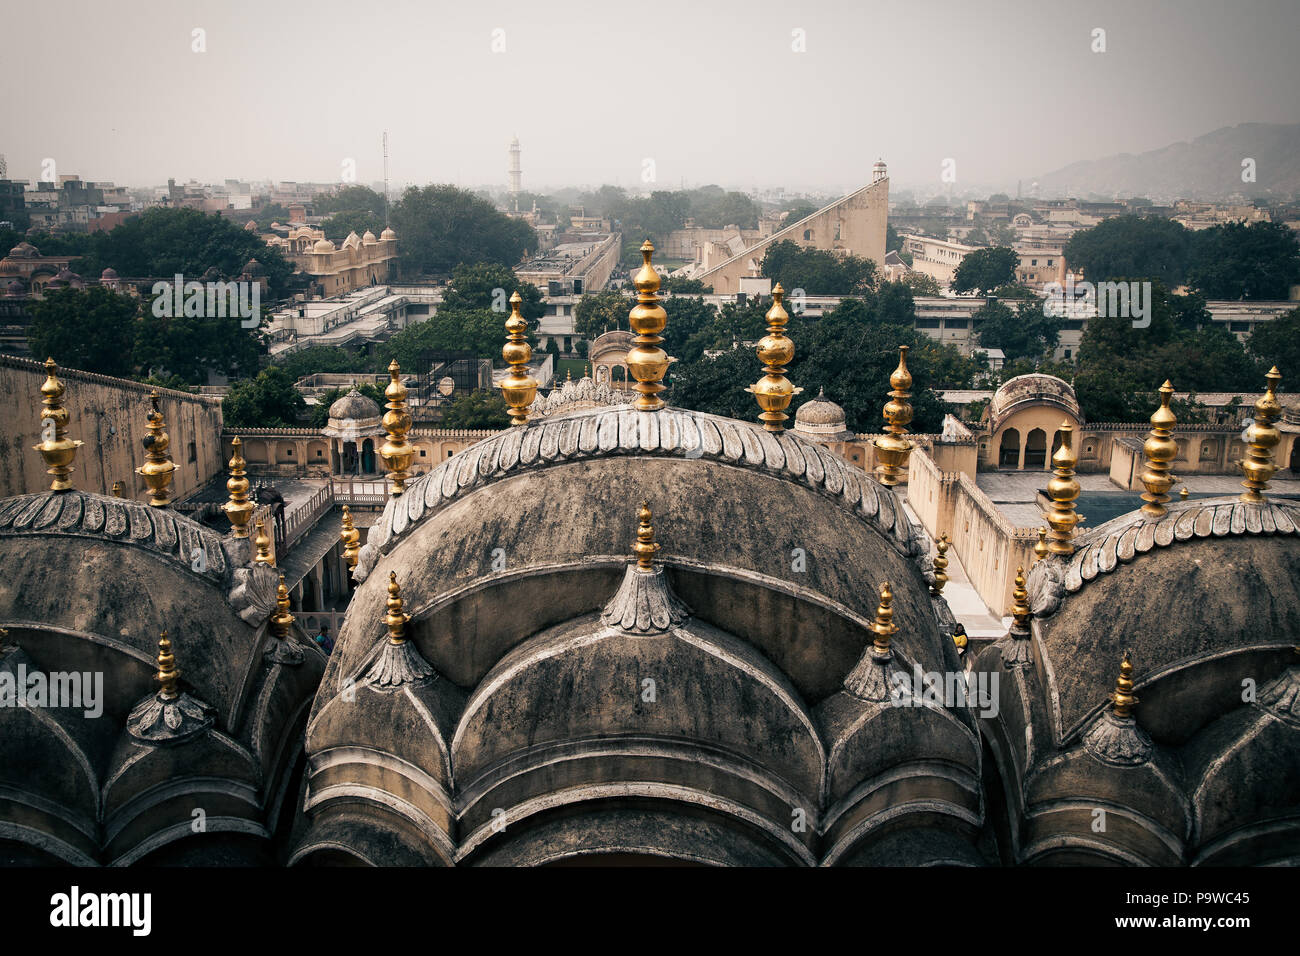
top-left (1010, 566), bottom-right (1030, 629)
top-left (1044, 421), bottom-right (1080, 555)
top-left (270, 573), bottom-right (294, 641)
top-left (500, 292), bottom-right (539, 426)
top-left (380, 360), bottom-right (415, 496)
top-left (633, 501), bottom-right (660, 571)
top-left (135, 390), bottom-right (175, 508)
top-left (383, 571), bottom-right (411, 645)
top-left (1110, 652), bottom-right (1138, 718)
top-left (33, 358), bottom-right (83, 492)
top-left (870, 582), bottom-right (898, 655)
top-left (626, 240), bottom-right (673, 411)
top-left (223, 436), bottom-right (254, 537)
top-left (1139, 380), bottom-right (1177, 517)
top-left (745, 283), bottom-right (802, 432)
top-left (340, 505), bottom-right (360, 570)
top-left (111, 481), bottom-right (124, 498)
top-left (930, 533), bottom-right (949, 595)
top-left (253, 518), bottom-right (275, 566)
top-left (1179, 485), bottom-right (1190, 500)
top-left (155, 630), bottom-right (180, 700)
top-left (1240, 366), bottom-right (1282, 503)
top-left (873, 346), bottom-right (914, 487)
top-left (1034, 527), bottom-right (1049, 562)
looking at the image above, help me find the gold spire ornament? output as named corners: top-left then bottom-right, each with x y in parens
top-left (626, 240), bottom-right (673, 411)
top-left (111, 481), bottom-right (124, 498)
top-left (223, 436), bottom-right (254, 538)
top-left (1110, 652), bottom-right (1138, 718)
top-left (1034, 527), bottom-right (1049, 562)
top-left (745, 283), bottom-right (801, 432)
top-left (869, 581), bottom-right (898, 657)
top-left (499, 292), bottom-right (540, 426)
top-left (127, 630), bottom-right (215, 743)
top-left (873, 346), bottom-right (914, 487)
top-left (1240, 366), bottom-right (1282, 503)
top-left (380, 360), bottom-right (415, 496)
top-left (156, 629), bottom-right (181, 699)
top-left (340, 506), bottom-right (361, 570)
top-left (270, 574), bottom-right (295, 641)
top-left (1139, 380), bottom-right (1177, 517)
top-left (253, 519), bottom-right (275, 567)
top-left (32, 358), bottom-right (83, 492)
top-left (365, 571), bottom-right (436, 687)
top-left (633, 501), bottom-right (659, 571)
top-left (1001, 566), bottom-right (1034, 668)
top-left (383, 571), bottom-right (410, 645)
top-left (1044, 421), bottom-right (1080, 555)
top-left (1179, 486), bottom-right (1190, 500)
top-left (1010, 567), bottom-right (1030, 630)
top-left (135, 390), bottom-right (175, 508)
top-left (930, 533), bottom-right (950, 595)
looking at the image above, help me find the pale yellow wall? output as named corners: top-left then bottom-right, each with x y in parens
top-left (0, 355), bottom-right (225, 500)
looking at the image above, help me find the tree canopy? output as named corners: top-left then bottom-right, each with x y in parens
top-left (28, 286), bottom-right (139, 378)
top-left (761, 239), bottom-right (878, 295)
top-left (975, 299), bottom-right (1062, 362)
top-left (952, 246), bottom-right (1018, 295)
top-left (222, 367), bottom-right (305, 427)
top-left (390, 184), bottom-right (536, 276)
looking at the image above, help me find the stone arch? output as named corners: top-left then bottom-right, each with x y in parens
top-left (999, 428), bottom-right (1021, 468)
top-left (1024, 428), bottom-right (1048, 469)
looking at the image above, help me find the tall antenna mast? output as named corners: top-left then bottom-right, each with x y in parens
top-left (382, 131), bottom-right (390, 227)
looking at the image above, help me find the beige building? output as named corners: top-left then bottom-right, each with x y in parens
top-left (272, 227), bottom-right (399, 297)
top-left (695, 166), bottom-right (889, 294)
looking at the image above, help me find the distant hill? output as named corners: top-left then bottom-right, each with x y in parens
top-left (1030, 123), bottom-right (1300, 201)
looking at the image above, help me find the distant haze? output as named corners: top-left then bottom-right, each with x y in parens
top-left (7, 0), bottom-right (1300, 196)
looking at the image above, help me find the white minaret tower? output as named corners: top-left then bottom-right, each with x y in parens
top-left (508, 136), bottom-right (522, 210)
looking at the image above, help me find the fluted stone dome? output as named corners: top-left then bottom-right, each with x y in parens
top-left (100, 267), bottom-right (119, 280)
top-left (313, 238), bottom-right (336, 254)
top-left (294, 405), bottom-right (983, 867)
top-left (7, 242), bottom-right (38, 259)
top-left (362, 230), bottom-right (377, 244)
top-left (380, 227), bottom-right (397, 241)
top-left (321, 388), bottom-right (383, 443)
top-left (242, 258), bottom-right (264, 277)
top-left (0, 491), bottom-right (324, 865)
top-left (794, 388), bottom-right (853, 441)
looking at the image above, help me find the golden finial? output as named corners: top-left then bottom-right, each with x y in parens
top-left (340, 505), bottom-right (360, 570)
top-left (223, 436), bottom-right (254, 538)
top-left (32, 357), bottom-right (83, 492)
top-left (626, 240), bottom-right (673, 411)
top-left (500, 292), bottom-right (540, 426)
top-left (1044, 421), bottom-right (1080, 554)
top-left (632, 501), bottom-right (659, 571)
top-left (380, 360), bottom-right (415, 496)
top-left (1139, 380), bottom-right (1177, 517)
top-left (155, 630), bottom-right (180, 700)
top-left (745, 283), bottom-right (802, 432)
top-left (111, 481), bottom-right (124, 498)
top-left (1034, 527), bottom-right (1049, 562)
top-left (873, 345), bottom-right (914, 487)
top-left (930, 533), bottom-right (949, 595)
top-left (869, 582), bottom-right (898, 656)
top-left (135, 389), bottom-right (175, 508)
top-left (253, 518), bottom-right (275, 567)
top-left (566, 367), bottom-right (572, 382)
top-left (1240, 366), bottom-right (1282, 503)
top-left (383, 571), bottom-right (411, 645)
top-left (1010, 566), bottom-right (1030, 629)
top-left (270, 573), bottom-right (294, 641)
top-left (1179, 486), bottom-right (1190, 500)
top-left (1110, 652), bottom-right (1138, 718)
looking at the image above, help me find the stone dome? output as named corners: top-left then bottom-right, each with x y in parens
top-left (313, 238), bottom-right (336, 254)
top-left (242, 258), bottom-right (264, 277)
top-left (988, 373), bottom-right (1080, 430)
top-left (100, 267), bottom-right (119, 280)
top-left (294, 405), bottom-right (984, 867)
top-left (380, 227), bottom-right (396, 241)
top-left (7, 242), bottom-right (38, 259)
top-left (361, 230), bottom-right (377, 244)
top-left (793, 388), bottom-right (852, 441)
top-left (0, 491), bottom-right (324, 864)
top-left (321, 388), bottom-right (383, 443)
top-left (5, 279), bottom-right (24, 295)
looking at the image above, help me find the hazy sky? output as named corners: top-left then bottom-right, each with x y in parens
top-left (8, 0), bottom-right (1300, 195)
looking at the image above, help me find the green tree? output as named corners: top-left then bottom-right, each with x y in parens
top-left (391, 184), bottom-right (536, 276)
top-left (1064, 215), bottom-right (1191, 286)
top-left (442, 390), bottom-right (509, 429)
top-left (662, 277), bottom-right (712, 294)
top-left (761, 239), bottom-right (877, 295)
top-left (574, 290), bottom-right (630, 338)
top-left (309, 383), bottom-right (386, 428)
top-left (901, 272), bottom-right (941, 296)
top-left (322, 210), bottom-right (386, 242)
top-left (314, 185), bottom-right (387, 218)
top-left (1246, 306), bottom-right (1300, 373)
top-left (663, 296), bottom-right (721, 365)
top-left (952, 247), bottom-right (1017, 295)
top-left (975, 299), bottom-right (1061, 362)
top-left (1188, 220), bottom-right (1300, 300)
top-left (439, 262), bottom-right (544, 320)
top-left (222, 367), bottom-right (305, 427)
top-left (28, 286), bottom-right (138, 377)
